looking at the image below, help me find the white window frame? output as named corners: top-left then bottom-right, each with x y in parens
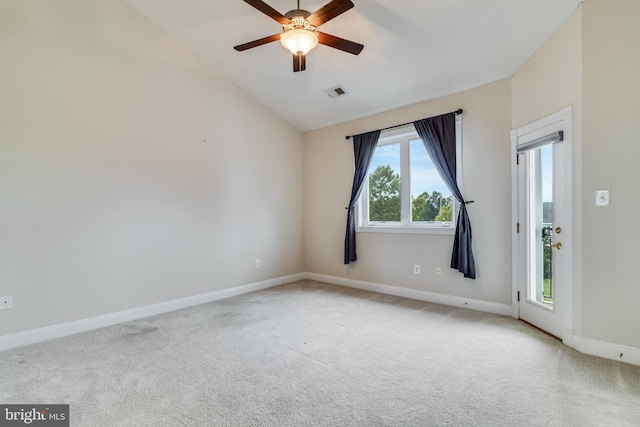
top-left (356, 115), bottom-right (462, 235)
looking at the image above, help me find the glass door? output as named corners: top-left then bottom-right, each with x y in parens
top-left (512, 108), bottom-right (573, 341)
top-left (526, 144), bottom-right (558, 309)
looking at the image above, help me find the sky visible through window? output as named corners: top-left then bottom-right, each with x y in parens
top-left (541, 145), bottom-right (553, 203)
top-left (369, 140), bottom-right (451, 198)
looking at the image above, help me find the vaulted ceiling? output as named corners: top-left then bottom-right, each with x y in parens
top-left (123, 0), bottom-right (583, 132)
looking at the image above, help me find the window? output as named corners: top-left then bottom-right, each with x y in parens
top-left (357, 118), bottom-right (462, 235)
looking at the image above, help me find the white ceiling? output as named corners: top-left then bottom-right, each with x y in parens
top-left (123, 0), bottom-right (582, 132)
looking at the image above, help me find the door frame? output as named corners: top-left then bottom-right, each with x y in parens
top-left (511, 106), bottom-right (574, 343)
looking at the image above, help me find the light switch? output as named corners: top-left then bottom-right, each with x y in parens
top-left (595, 190), bottom-right (610, 206)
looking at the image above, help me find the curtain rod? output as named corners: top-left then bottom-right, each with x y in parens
top-left (345, 109), bottom-right (463, 140)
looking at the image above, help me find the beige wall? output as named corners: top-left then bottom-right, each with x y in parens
top-left (581, 0), bottom-right (640, 348)
top-left (512, 0), bottom-right (640, 349)
top-left (3, 0), bottom-right (637, 353)
top-left (511, 4), bottom-right (583, 335)
top-left (511, 8), bottom-right (583, 130)
top-left (0, 0), bottom-right (303, 336)
top-left (303, 80), bottom-right (512, 304)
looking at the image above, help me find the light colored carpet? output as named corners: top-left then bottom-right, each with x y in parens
top-left (1, 280), bottom-right (639, 426)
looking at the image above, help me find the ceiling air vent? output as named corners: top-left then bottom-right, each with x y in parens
top-left (324, 85), bottom-right (348, 98)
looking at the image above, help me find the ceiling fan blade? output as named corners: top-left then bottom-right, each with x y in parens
top-left (293, 53), bottom-right (306, 72)
top-left (242, 0), bottom-right (289, 25)
top-left (317, 32), bottom-right (364, 55)
top-left (307, 0), bottom-right (354, 27)
top-left (234, 34), bottom-right (281, 51)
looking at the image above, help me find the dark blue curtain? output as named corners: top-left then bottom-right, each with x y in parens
top-left (414, 113), bottom-right (476, 279)
top-left (344, 130), bottom-right (381, 264)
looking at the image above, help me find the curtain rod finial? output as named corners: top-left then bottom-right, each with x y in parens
top-left (345, 136), bottom-right (351, 140)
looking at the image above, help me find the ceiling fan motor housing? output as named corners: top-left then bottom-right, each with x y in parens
top-left (283, 15), bottom-right (315, 31)
top-left (285, 9), bottom-right (311, 19)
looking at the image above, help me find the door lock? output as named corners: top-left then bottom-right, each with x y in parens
top-left (555, 227), bottom-right (562, 234)
top-left (550, 242), bottom-right (562, 250)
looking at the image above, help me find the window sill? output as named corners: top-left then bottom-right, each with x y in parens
top-left (357, 224), bottom-right (455, 235)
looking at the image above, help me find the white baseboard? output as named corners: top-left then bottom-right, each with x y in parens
top-left (304, 272), bottom-right (512, 316)
top-left (305, 273), bottom-right (640, 366)
top-left (572, 336), bottom-right (640, 366)
top-left (511, 304), bottom-right (520, 319)
top-left (0, 273), bottom-right (305, 353)
top-left (4, 272), bottom-right (639, 367)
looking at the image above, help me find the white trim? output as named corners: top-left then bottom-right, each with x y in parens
top-left (305, 272), bottom-right (512, 316)
top-left (514, 108), bottom-right (568, 139)
top-left (357, 224), bottom-right (455, 235)
top-left (511, 107), bottom-right (574, 341)
top-left (0, 273), bottom-right (305, 353)
top-left (511, 304), bottom-right (520, 319)
top-left (568, 104), bottom-right (583, 342)
top-left (559, 107), bottom-right (575, 342)
top-left (571, 336), bottom-right (640, 366)
top-left (2, 271), bottom-right (638, 366)
top-left (306, 272), bottom-right (639, 366)
top-left (356, 115), bottom-right (462, 235)
top-left (510, 129), bottom-right (520, 314)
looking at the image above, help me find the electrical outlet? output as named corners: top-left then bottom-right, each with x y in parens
top-left (413, 265), bottom-right (421, 275)
top-left (0, 295), bottom-right (12, 310)
top-left (436, 267), bottom-right (442, 276)
top-left (255, 259), bottom-right (261, 268)
top-left (595, 190), bottom-right (610, 206)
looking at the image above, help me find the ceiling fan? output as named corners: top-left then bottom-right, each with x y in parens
top-left (234, 0), bottom-right (364, 72)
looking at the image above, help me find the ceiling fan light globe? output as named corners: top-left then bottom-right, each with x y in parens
top-left (281, 29), bottom-right (318, 55)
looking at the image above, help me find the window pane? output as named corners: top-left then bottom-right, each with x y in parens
top-left (410, 139), bottom-right (453, 222)
top-left (368, 143), bottom-right (401, 222)
top-left (540, 144), bottom-right (553, 305)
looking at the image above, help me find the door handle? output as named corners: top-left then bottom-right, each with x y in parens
top-left (550, 242), bottom-right (562, 250)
